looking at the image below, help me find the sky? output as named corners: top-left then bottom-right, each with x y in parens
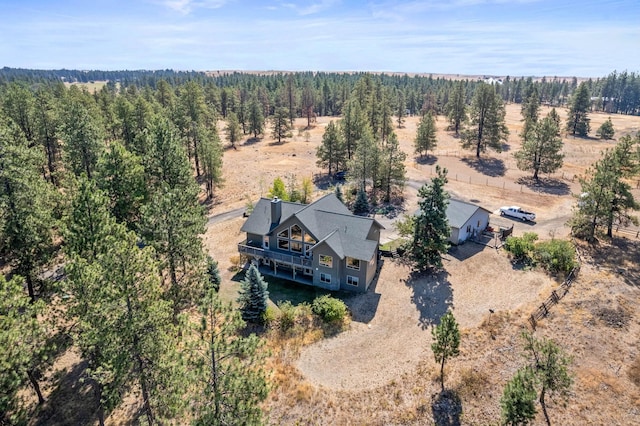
top-left (1, 0), bottom-right (638, 77)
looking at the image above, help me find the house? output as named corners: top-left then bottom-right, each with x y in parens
top-left (238, 194), bottom-right (384, 292)
top-left (446, 199), bottom-right (491, 244)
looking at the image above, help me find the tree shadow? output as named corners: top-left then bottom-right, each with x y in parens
top-left (431, 389), bottom-right (463, 426)
top-left (460, 157), bottom-right (506, 177)
top-left (404, 269), bottom-right (453, 329)
top-left (415, 155), bottom-right (438, 165)
top-left (33, 359), bottom-right (100, 426)
top-left (243, 136), bottom-right (262, 146)
top-left (447, 243), bottom-right (487, 261)
top-left (342, 271), bottom-right (382, 324)
top-left (578, 238), bottom-right (640, 288)
top-left (516, 176), bottom-right (571, 195)
top-left (501, 142), bottom-right (511, 152)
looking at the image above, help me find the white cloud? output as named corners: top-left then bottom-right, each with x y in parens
top-left (161, 0), bottom-right (229, 15)
top-left (280, 0), bottom-right (341, 16)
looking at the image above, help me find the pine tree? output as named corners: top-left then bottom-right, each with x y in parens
top-left (431, 311), bottom-right (460, 391)
top-left (65, 224), bottom-right (186, 425)
top-left (462, 83), bottom-right (509, 158)
top-left (198, 132), bottom-right (224, 200)
top-left (445, 81), bottom-right (467, 136)
top-left (316, 120), bottom-right (346, 176)
top-left (514, 113), bottom-right (564, 180)
top-left (237, 264), bottom-right (269, 323)
top-left (415, 111), bottom-right (438, 159)
top-left (348, 129), bottom-right (379, 192)
top-left (412, 166), bottom-right (450, 271)
top-left (0, 275), bottom-right (50, 422)
top-left (396, 90), bottom-right (406, 128)
top-left (353, 185), bottom-right (370, 215)
top-left (521, 332), bottom-right (573, 426)
top-left (96, 141), bottom-right (148, 230)
top-left (501, 367), bottom-right (537, 425)
top-left (571, 134), bottom-right (640, 240)
top-left (521, 87), bottom-right (541, 141)
top-left (271, 107), bottom-right (292, 143)
top-left (190, 285), bottom-right (268, 425)
top-left (566, 82), bottom-right (591, 136)
top-left (0, 119), bottom-right (56, 301)
top-left (206, 255), bottom-right (222, 293)
top-left (248, 97), bottom-right (264, 138)
top-left (596, 117), bottom-right (615, 140)
top-left (380, 132), bottom-right (407, 202)
top-left (59, 95), bottom-right (104, 179)
top-left (340, 99), bottom-right (368, 160)
top-left (224, 111), bottom-right (242, 148)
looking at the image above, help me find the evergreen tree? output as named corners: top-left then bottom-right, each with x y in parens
top-left (414, 111), bottom-right (438, 159)
top-left (522, 332), bottom-right (573, 426)
top-left (566, 82), bottom-right (591, 136)
top-left (206, 255), bottom-right (222, 293)
top-left (248, 97), bottom-right (265, 138)
top-left (521, 87), bottom-right (541, 141)
top-left (445, 81), bottom-right (467, 136)
top-left (348, 129), bottom-right (379, 192)
top-left (190, 285), bottom-right (268, 425)
top-left (176, 81), bottom-right (211, 176)
top-left (514, 113), bottom-right (564, 180)
top-left (33, 87), bottom-right (62, 185)
top-left (0, 275), bottom-right (49, 422)
top-left (396, 90), bottom-right (406, 128)
top-left (380, 132), bottom-right (407, 202)
top-left (596, 117), bottom-right (615, 140)
top-left (411, 166), bottom-right (450, 271)
top-left (501, 367), bottom-right (537, 425)
top-left (353, 185), bottom-right (370, 215)
top-left (59, 96), bottom-right (104, 179)
top-left (237, 264), bottom-right (269, 323)
top-left (571, 134), bottom-right (640, 240)
top-left (431, 311), bottom-right (460, 391)
top-left (300, 176), bottom-right (313, 204)
top-left (96, 141), bottom-right (147, 230)
top-left (271, 107), bottom-right (292, 143)
top-left (340, 99), bottom-right (368, 160)
top-left (0, 119), bottom-right (56, 301)
top-left (462, 83), bottom-right (509, 158)
top-left (198, 132), bottom-right (224, 200)
top-left (316, 120), bottom-right (346, 176)
top-left (224, 111), bottom-right (242, 148)
top-left (65, 224), bottom-right (186, 425)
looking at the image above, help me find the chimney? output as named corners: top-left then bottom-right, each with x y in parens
top-left (271, 197), bottom-right (281, 224)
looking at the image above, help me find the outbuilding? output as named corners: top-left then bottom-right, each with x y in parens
top-left (446, 199), bottom-right (491, 244)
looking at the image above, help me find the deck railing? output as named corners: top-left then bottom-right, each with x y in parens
top-left (238, 242), bottom-right (312, 268)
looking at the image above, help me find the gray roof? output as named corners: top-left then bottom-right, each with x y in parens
top-left (241, 193), bottom-right (384, 260)
top-left (446, 199), bottom-right (491, 229)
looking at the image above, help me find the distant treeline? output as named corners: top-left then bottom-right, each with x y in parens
top-left (1, 67), bottom-right (639, 118)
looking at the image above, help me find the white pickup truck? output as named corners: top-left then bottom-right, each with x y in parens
top-left (499, 206), bottom-right (536, 222)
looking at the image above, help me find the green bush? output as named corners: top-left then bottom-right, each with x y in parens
top-left (277, 300), bottom-right (297, 331)
top-left (533, 239), bottom-right (578, 274)
top-left (262, 305), bottom-right (277, 326)
top-left (504, 232), bottom-right (538, 261)
top-left (312, 295), bottom-right (348, 323)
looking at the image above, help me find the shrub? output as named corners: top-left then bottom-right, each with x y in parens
top-left (533, 239), bottom-right (578, 274)
top-left (504, 232), bottom-right (538, 261)
top-left (262, 305), bottom-right (277, 327)
top-left (312, 295), bottom-right (348, 323)
top-left (277, 300), bottom-right (297, 331)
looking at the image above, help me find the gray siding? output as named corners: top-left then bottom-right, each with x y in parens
top-left (457, 210), bottom-right (490, 243)
top-left (312, 242), bottom-right (340, 291)
top-left (341, 256), bottom-right (368, 292)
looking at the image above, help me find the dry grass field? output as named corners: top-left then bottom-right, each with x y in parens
top-left (200, 104), bottom-right (640, 425)
top-left (27, 103), bottom-right (640, 425)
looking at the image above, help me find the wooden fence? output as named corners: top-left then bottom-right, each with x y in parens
top-left (528, 265), bottom-right (580, 330)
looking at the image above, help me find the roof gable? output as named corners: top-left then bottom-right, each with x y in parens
top-left (446, 199), bottom-right (491, 229)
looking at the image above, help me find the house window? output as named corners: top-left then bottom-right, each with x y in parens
top-left (346, 257), bottom-right (360, 270)
top-left (319, 255), bottom-right (333, 268)
top-left (291, 224), bottom-right (302, 240)
top-left (277, 239), bottom-right (289, 250)
top-left (466, 225), bottom-right (471, 233)
top-left (320, 273), bottom-right (331, 283)
top-left (277, 229), bottom-right (289, 238)
top-left (304, 233), bottom-right (316, 244)
top-left (263, 236), bottom-right (269, 249)
top-left (305, 244), bottom-right (313, 257)
top-left (347, 275), bottom-right (359, 286)
top-left (290, 241), bottom-right (303, 253)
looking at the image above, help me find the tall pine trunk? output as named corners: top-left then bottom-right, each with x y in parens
top-left (27, 369), bottom-right (45, 404)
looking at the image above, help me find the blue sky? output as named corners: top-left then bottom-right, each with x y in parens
top-left (1, 0), bottom-right (638, 77)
